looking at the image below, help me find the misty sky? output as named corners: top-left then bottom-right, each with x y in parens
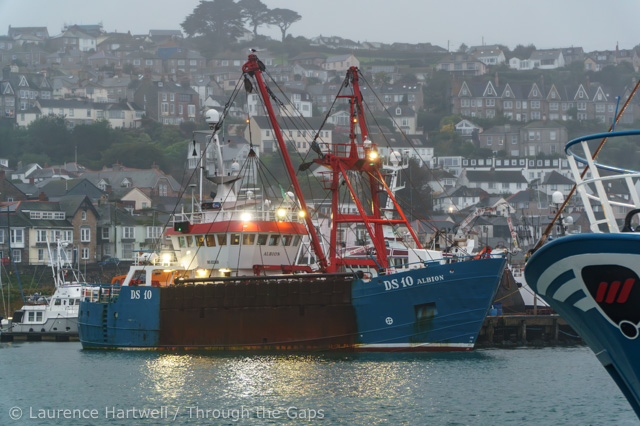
top-left (0, 0), bottom-right (638, 52)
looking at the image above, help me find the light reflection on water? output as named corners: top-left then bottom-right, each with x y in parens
top-left (0, 344), bottom-right (637, 425)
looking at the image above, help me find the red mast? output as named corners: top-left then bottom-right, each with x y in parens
top-left (243, 56), bottom-right (421, 274)
top-left (243, 55), bottom-right (329, 272)
top-left (314, 67), bottom-right (423, 272)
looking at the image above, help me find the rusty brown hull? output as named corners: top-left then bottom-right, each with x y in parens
top-left (158, 276), bottom-right (358, 349)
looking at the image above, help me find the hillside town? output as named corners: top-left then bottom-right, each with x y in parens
top-left (0, 19), bottom-right (638, 267)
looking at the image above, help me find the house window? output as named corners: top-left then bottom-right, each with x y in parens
top-left (122, 243), bottom-right (133, 259)
top-left (487, 136), bottom-right (492, 146)
top-left (82, 211), bottom-right (87, 220)
top-left (146, 226), bottom-right (162, 239)
top-left (0, 229), bottom-right (3, 243)
top-left (81, 227), bottom-right (91, 242)
top-left (12, 249), bottom-right (21, 263)
top-left (82, 247), bottom-right (89, 260)
top-left (36, 229), bottom-right (48, 242)
top-left (10, 229), bottom-right (23, 244)
top-left (123, 227), bottom-right (135, 239)
top-left (38, 248), bottom-right (45, 262)
top-left (102, 228), bottom-right (110, 239)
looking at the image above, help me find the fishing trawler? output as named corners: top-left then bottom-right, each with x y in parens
top-left (77, 54), bottom-right (507, 352)
top-left (1, 241), bottom-right (87, 341)
top-left (525, 129), bottom-right (640, 417)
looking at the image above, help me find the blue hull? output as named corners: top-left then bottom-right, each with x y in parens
top-left (79, 257), bottom-right (506, 352)
top-left (525, 233), bottom-right (640, 417)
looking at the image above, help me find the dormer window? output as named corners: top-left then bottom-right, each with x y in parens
top-left (395, 107), bottom-right (401, 115)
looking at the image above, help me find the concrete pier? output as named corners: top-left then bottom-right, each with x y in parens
top-left (477, 315), bottom-right (583, 348)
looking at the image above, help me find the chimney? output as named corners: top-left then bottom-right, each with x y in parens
top-left (38, 192), bottom-right (48, 201)
top-left (494, 71), bottom-right (499, 88)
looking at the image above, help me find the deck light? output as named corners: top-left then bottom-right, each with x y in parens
top-left (277, 208), bottom-right (287, 218)
top-left (241, 212), bottom-right (252, 222)
top-left (196, 269), bottom-right (208, 277)
top-left (298, 210), bottom-right (306, 218)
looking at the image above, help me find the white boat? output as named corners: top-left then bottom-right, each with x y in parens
top-left (1, 241), bottom-right (89, 341)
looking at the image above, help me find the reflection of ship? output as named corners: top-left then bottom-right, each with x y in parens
top-left (78, 55), bottom-right (506, 352)
top-left (1, 241), bottom-right (87, 341)
top-left (525, 130), bottom-right (640, 417)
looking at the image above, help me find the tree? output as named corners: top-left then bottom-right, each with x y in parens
top-left (181, 0), bottom-right (245, 45)
top-left (26, 115), bottom-right (71, 163)
top-left (509, 44), bottom-right (536, 60)
top-left (238, 0), bottom-right (270, 37)
top-left (268, 8), bottom-right (301, 42)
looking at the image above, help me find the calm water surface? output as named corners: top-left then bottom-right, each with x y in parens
top-left (0, 342), bottom-right (637, 425)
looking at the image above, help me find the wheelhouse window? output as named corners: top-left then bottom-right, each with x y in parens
top-left (217, 234), bottom-right (227, 246)
top-left (268, 235), bottom-right (280, 246)
top-left (230, 234), bottom-right (240, 245)
top-left (282, 235), bottom-right (293, 246)
top-left (257, 234), bottom-right (268, 245)
top-left (242, 234), bottom-right (255, 245)
top-left (205, 235), bottom-right (216, 246)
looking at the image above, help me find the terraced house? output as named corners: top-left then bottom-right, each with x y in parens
top-left (453, 75), bottom-right (636, 124)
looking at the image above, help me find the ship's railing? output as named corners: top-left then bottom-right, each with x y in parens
top-left (326, 141), bottom-right (377, 159)
top-left (376, 252), bottom-right (505, 275)
top-left (565, 130), bottom-right (640, 233)
top-left (171, 207), bottom-right (305, 225)
top-left (81, 284), bottom-right (120, 303)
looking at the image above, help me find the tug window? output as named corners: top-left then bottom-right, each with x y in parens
top-left (217, 234), bottom-right (227, 246)
top-left (230, 234), bottom-right (240, 245)
top-left (178, 237), bottom-right (186, 248)
top-left (282, 235), bottom-right (292, 246)
top-left (293, 236), bottom-right (301, 246)
top-left (257, 234), bottom-right (268, 245)
top-left (195, 235), bottom-right (205, 246)
top-left (205, 235), bottom-right (216, 247)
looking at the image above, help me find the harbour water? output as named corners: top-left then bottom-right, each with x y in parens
top-left (0, 342), bottom-right (637, 425)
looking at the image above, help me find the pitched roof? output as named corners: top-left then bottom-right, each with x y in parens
top-left (465, 170), bottom-right (528, 183)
